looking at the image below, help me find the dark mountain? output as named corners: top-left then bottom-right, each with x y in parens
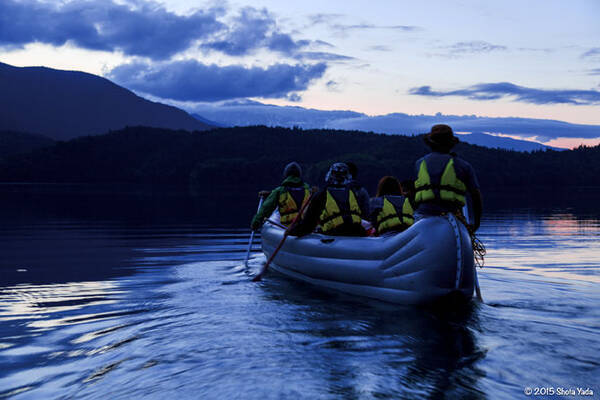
top-left (0, 126), bottom-right (598, 194)
top-left (191, 114), bottom-right (225, 127)
top-left (0, 62), bottom-right (211, 140)
top-left (0, 130), bottom-right (55, 161)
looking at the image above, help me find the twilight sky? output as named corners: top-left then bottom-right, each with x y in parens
top-left (2, 0), bottom-right (600, 146)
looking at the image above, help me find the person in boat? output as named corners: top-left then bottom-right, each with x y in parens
top-left (288, 162), bottom-right (366, 237)
top-left (251, 162), bottom-right (311, 231)
top-left (346, 162), bottom-right (370, 218)
top-left (400, 179), bottom-right (416, 207)
top-left (369, 176), bottom-right (414, 235)
top-left (413, 124), bottom-right (482, 231)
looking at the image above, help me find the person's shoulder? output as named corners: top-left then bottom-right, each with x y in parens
top-left (269, 186), bottom-right (284, 197)
top-left (314, 187), bottom-right (328, 197)
top-left (415, 154), bottom-right (427, 164)
top-left (453, 155), bottom-right (475, 170)
top-left (370, 196), bottom-right (383, 207)
top-left (347, 180), bottom-right (361, 189)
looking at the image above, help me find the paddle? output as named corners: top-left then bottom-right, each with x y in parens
top-left (461, 203), bottom-right (484, 302)
top-left (244, 192), bottom-right (268, 267)
top-left (474, 266), bottom-right (484, 302)
top-left (252, 190), bottom-right (315, 282)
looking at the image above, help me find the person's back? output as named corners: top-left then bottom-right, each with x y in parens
top-left (289, 163), bottom-right (366, 237)
top-left (346, 162), bottom-right (370, 218)
top-left (369, 176), bottom-right (414, 235)
top-left (412, 124), bottom-right (482, 231)
top-left (277, 180), bottom-right (310, 225)
top-left (251, 162), bottom-right (310, 231)
top-left (319, 184), bottom-right (365, 236)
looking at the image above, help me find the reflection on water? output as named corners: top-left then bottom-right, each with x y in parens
top-left (0, 281), bottom-right (120, 324)
top-left (484, 212), bottom-right (600, 284)
top-left (0, 185), bottom-right (599, 399)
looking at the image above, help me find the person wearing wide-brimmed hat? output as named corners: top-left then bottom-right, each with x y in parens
top-left (412, 124), bottom-right (482, 231)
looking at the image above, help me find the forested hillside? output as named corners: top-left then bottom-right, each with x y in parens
top-left (0, 126), bottom-right (598, 193)
top-left (0, 130), bottom-right (55, 161)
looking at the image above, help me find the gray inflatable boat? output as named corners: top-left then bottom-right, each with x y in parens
top-left (260, 214), bottom-right (475, 304)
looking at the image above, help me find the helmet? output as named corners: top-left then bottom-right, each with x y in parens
top-left (283, 162), bottom-right (302, 179)
top-left (325, 162), bottom-right (349, 184)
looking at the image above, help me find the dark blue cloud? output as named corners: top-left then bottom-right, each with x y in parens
top-left (0, 0), bottom-right (223, 60)
top-left (107, 60), bottom-right (327, 102)
top-left (410, 82), bottom-right (600, 105)
top-left (287, 93), bottom-right (302, 102)
top-left (202, 7), bottom-right (308, 56)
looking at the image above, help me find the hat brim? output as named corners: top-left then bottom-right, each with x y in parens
top-left (424, 134), bottom-right (459, 147)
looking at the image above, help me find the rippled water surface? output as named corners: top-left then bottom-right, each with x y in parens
top-left (1, 185), bottom-right (599, 399)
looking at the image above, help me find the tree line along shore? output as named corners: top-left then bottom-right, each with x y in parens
top-left (0, 126), bottom-right (598, 194)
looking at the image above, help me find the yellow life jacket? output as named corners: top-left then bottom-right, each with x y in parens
top-left (375, 196), bottom-right (414, 235)
top-left (319, 188), bottom-right (362, 233)
top-left (278, 186), bottom-right (310, 225)
top-left (414, 157), bottom-right (467, 207)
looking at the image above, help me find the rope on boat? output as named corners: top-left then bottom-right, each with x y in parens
top-left (454, 213), bottom-right (486, 268)
top-left (446, 213), bottom-right (463, 290)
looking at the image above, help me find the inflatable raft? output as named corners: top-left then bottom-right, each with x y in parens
top-left (260, 214), bottom-right (475, 304)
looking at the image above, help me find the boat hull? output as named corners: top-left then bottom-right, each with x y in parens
top-left (260, 215), bottom-right (475, 304)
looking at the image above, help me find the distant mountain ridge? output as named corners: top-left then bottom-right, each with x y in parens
top-left (189, 102), bottom-right (600, 151)
top-left (455, 132), bottom-right (562, 152)
top-left (0, 62), bottom-right (211, 141)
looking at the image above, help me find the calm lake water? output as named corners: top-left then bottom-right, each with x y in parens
top-left (1, 185), bottom-right (599, 399)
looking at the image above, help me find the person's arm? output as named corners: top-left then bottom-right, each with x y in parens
top-left (251, 188), bottom-right (280, 230)
top-left (358, 188), bottom-right (370, 218)
top-left (470, 188), bottom-right (482, 231)
top-left (460, 158), bottom-right (482, 231)
top-left (288, 190), bottom-right (325, 236)
top-left (369, 197), bottom-right (382, 226)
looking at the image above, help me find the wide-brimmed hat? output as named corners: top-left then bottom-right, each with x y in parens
top-left (424, 124), bottom-right (459, 148)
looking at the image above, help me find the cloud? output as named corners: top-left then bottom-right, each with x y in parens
top-left (409, 82), bottom-right (600, 105)
top-left (326, 80), bottom-right (342, 92)
top-left (295, 52), bottom-right (355, 61)
top-left (313, 40), bottom-right (335, 48)
top-left (517, 47), bottom-right (554, 54)
top-left (581, 47), bottom-right (600, 60)
top-left (107, 60), bottom-right (327, 102)
top-left (368, 45), bottom-right (391, 52)
top-left (430, 41), bottom-right (507, 58)
top-left (287, 93), bottom-right (302, 102)
top-left (332, 23), bottom-right (420, 33)
top-left (0, 0), bottom-right (223, 59)
top-left (307, 13), bottom-right (345, 26)
top-left (202, 7), bottom-right (308, 56)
